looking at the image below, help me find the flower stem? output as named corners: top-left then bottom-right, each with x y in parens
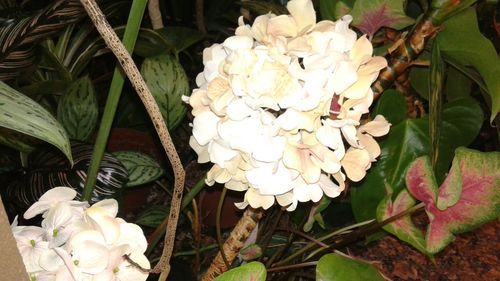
top-left (81, 0), bottom-right (147, 201)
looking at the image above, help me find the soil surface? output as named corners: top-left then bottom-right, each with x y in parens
top-left (350, 220), bottom-right (500, 281)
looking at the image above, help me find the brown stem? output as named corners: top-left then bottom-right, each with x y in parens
top-left (195, 0), bottom-right (207, 34)
top-left (148, 0), bottom-right (164, 29)
top-left (202, 208), bottom-right (264, 281)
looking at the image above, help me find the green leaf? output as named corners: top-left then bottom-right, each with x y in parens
top-left (376, 189), bottom-right (428, 254)
top-left (406, 148), bottom-right (500, 254)
top-left (0, 81), bottom-right (72, 164)
top-left (316, 253), bottom-right (385, 281)
top-left (156, 27), bottom-right (204, 55)
top-left (437, 8), bottom-right (500, 122)
top-left (347, 0), bottom-right (414, 36)
top-left (319, 0), bottom-right (354, 21)
top-left (373, 89), bottom-right (407, 125)
top-left (113, 151), bottom-right (163, 187)
top-left (213, 261), bottom-right (266, 281)
top-left (135, 205), bottom-right (169, 227)
top-left (133, 27), bottom-right (174, 58)
top-left (429, 42), bottom-right (445, 169)
top-left (304, 197), bottom-right (331, 232)
top-left (444, 66), bottom-right (472, 101)
top-left (141, 54), bottom-right (189, 130)
top-left (57, 76), bottom-right (98, 142)
top-left (351, 98), bottom-right (482, 221)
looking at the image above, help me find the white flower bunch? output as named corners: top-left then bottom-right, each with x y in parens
top-left (11, 187), bottom-right (150, 281)
top-left (184, 0), bottom-right (391, 211)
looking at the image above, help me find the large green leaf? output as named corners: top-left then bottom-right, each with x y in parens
top-left (135, 205), bottom-right (169, 227)
top-left (316, 253), bottom-right (385, 281)
top-left (112, 151), bottom-right (163, 187)
top-left (0, 81), bottom-right (72, 164)
top-left (437, 8), bottom-right (500, 122)
top-left (373, 89), bottom-right (407, 125)
top-left (156, 27), bottom-right (204, 55)
top-left (141, 54), bottom-right (189, 130)
top-left (57, 76), bottom-right (98, 142)
top-left (351, 98), bottom-right (482, 221)
top-left (213, 261), bottom-right (266, 281)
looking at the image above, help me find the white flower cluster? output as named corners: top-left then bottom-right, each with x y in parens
top-left (11, 187), bottom-right (150, 281)
top-left (185, 0), bottom-right (390, 211)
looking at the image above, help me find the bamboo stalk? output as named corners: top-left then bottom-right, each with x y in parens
top-left (201, 208), bottom-right (264, 281)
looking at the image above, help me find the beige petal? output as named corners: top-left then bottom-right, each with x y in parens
top-left (329, 61), bottom-right (357, 95)
top-left (359, 56), bottom-right (387, 75)
top-left (359, 115), bottom-right (391, 137)
top-left (342, 72), bottom-right (376, 99)
top-left (246, 187), bottom-right (275, 209)
top-left (225, 179), bottom-right (249, 192)
top-left (287, 0), bottom-right (316, 34)
top-left (276, 192), bottom-right (297, 211)
top-left (358, 133), bottom-right (381, 161)
top-left (310, 145), bottom-right (341, 174)
top-left (318, 174), bottom-right (342, 198)
top-left (192, 111), bottom-right (219, 146)
top-left (267, 15), bottom-right (298, 37)
top-left (350, 35), bottom-right (373, 67)
top-left (208, 139), bottom-right (238, 167)
top-left (341, 148), bottom-right (370, 182)
top-left (276, 108), bottom-right (320, 132)
top-left (207, 165), bottom-right (232, 184)
top-left (251, 14), bottom-right (272, 42)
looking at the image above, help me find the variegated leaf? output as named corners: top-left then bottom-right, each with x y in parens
top-left (0, 80), bottom-right (72, 164)
top-left (113, 151), bottom-right (163, 187)
top-left (141, 54), bottom-right (189, 130)
top-left (57, 76), bottom-right (98, 142)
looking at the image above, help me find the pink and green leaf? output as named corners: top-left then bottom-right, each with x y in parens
top-left (406, 147), bottom-right (500, 254)
top-left (377, 189), bottom-right (427, 254)
top-left (348, 0), bottom-right (415, 36)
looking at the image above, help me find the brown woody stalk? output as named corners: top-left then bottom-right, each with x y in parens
top-left (202, 208), bottom-right (264, 281)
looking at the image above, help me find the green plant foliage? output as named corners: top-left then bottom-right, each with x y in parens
top-left (112, 151), bottom-right (162, 187)
top-left (319, 0), bottom-right (355, 21)
top-left (135, 205), bottom-right (170, 227)
top-left (316, 253), bottom-right (385, 281)
top-left (0, 81), bottom-right (72, 164)
top-left (156, 27), bottom-right (205, 55)
top-left (57, 76), bottom-right (98, 142)
top-left (141, 54), bottom-right (189, 130)
top-left (437, 8), bottom-right (500, 122)
top-left (304, 197), bottom-right (331, 232)
top-left (373, 89), bottom-right (407, 125)
top-left (351, 98), bottom-right (482, 222)
top-left (213, 261), bottom-right (266, 281)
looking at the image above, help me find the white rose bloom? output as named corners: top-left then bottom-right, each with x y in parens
top-left (186, 0), bottom-right (390, 210)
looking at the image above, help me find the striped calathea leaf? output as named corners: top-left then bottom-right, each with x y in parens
top-left (57, 76), bottom-right (98, 142)
top-left (0, 80), bottom-right (72, 164)
top-left (140, 53), bottom-right (189, 130)
top-left (0, 0), bottom-right (84, 81)
top-left (112, 151), bottom-right (163, 187)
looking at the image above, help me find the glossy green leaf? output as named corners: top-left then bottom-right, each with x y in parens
top-left (437, 8), bottom-right (500, 122)
top-left (0, 81), bottom-right (72, 164)
top-left (113, 151), bottom-right (163, 187)
top-left (373, 89), bottom-right (407, 125)
top-left (351, 98), bottom-right (482, 221)
top-left (348, 0), bottom-right (414, 36)
top-left (135, 205), bottom-right (169, 227)
top-left (156, 27), bottom-right (204, 55)
top-left (316, 253), bottom-right (385, 281)
top-left (213, 261), bottom-right (266, 281)
top-left (406, 148), bottom-right (500, 253)
top-left (141, 54), bottom-right (189, 130)
top-left (57, 76), bottom-right (98, 142)
top-left (133, 27), bottom-right (174, 58)
top-left (319, 0), bottom-right (354, 21)
top-left (444, 66), bottom-right (472, 101)
top-left (376, 189), bottom-right (427, 254)
top-left (429, 42), bottom-right (445, 169)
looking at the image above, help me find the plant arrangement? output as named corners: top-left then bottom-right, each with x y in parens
top-left (0, 0), bottom-right (498, 281)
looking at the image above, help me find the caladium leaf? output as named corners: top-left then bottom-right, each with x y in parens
top-left (376, 189), bottom-right (427, 254)
top-left (348, 0), bottom-right (415, 36)
top-left (214, 261), bottom-right (266, 281)
top-left (316, 253), bottom-right (385, 281)
top-left (406, 148), bottom-right (500, 254)
top-left (351, 98), bottom-right (482, 222)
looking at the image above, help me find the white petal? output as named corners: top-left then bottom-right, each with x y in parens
top-left (328, 61), bottom-right (357, 95)
top-left (223, 35), bottom-right (254, 50)
top-left (246, 188), bottom-right (275, 209)
top-left (267, 15), bottom-right (298, 37)
top-left (192, 111), bottom-right (220, 146)
top-left (24, 187), bottom-right (77, 219)
top-left (115, 223), bottom-right (148, 254)
top-left (318, 174), bottom-right (342, 198)
top-left (91, 199), bottom-right (118, 218)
